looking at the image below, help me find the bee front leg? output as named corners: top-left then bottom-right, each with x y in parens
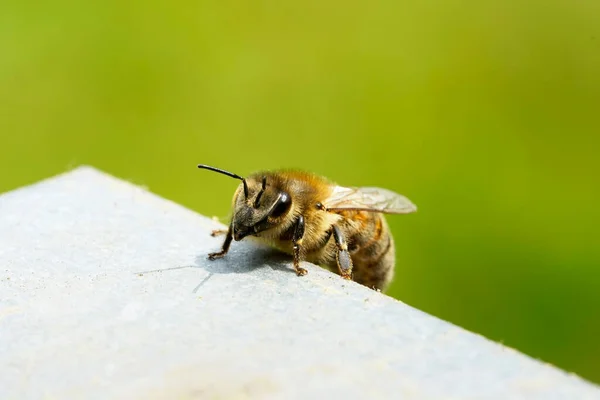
top-left (208, 223), bottom-right (233, 260)
top-left (332, 225), bottom-right (353, 280)
top-left (292, 215), bottom-right (308, 276)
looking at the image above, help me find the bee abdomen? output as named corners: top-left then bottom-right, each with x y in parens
top-left (349, 215), bottom-right (396, 291)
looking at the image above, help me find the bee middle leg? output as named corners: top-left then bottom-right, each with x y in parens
top-left (292, 215), bottom-right (308, 276)
top-left (208, 223), bottom-right (233, 260)
top-left (332, 225), bottom-right (353, 280)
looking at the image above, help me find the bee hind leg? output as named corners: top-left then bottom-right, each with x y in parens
top-left (332, 225), bottom-right (353, 280)
top-left (292, 215), bottom-right (308, 276)
top-left (208, 223), bottom-right (233, 260)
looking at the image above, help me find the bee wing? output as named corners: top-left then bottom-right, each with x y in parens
top-left (323, 186), bottom-right (417, 214)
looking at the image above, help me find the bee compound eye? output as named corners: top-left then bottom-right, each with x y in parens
top-left (270, 192), bottom-right (291, 218)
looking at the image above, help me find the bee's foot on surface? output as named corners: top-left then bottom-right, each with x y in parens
top-left (341, 273), bottom-right (352, 280)
top-left (208, 252), bottom-right (226, 260)
top-left (295, 267), bottom-right (308, 276)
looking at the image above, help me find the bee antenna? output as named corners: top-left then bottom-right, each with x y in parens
top-left (254, 176), bottom-right (267, 208)
top-left (197, 164), bottom-right (249, 198)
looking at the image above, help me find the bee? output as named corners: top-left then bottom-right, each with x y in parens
top-left (198, 164), bottom-right (417, 291)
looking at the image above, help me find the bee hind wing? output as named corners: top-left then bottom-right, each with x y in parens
top-left (323, 186), bottom-right (417, 214)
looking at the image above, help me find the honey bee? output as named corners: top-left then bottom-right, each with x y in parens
top-left (198, 164), bottom-right (417, 291)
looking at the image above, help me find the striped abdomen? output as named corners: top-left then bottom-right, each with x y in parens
top-left (331, 211), bottom-right (396, 291)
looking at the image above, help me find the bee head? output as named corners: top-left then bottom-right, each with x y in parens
top-left (231, 175), bottom-right (292, 241)
top-left (197, 164), bottom-right (293, 241)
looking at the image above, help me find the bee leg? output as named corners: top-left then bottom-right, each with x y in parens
top-left (208, 223), bottom-right (233, 260)
top-left (292, 215), bottom-right (308, 276)
top-left (332, 225), bottom-right (353, 280)
top-left (210, 229), bottom-right (228, 237)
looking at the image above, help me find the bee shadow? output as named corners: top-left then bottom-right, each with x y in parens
top-left (194, 244), bottom-right (294, 276)
top-left (187, 245), bottom-right (296, 293)
top-left (133, 243), bottom-right (297, 294)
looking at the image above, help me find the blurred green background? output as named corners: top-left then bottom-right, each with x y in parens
top-left (1, 0), bottom-right (599, 384)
